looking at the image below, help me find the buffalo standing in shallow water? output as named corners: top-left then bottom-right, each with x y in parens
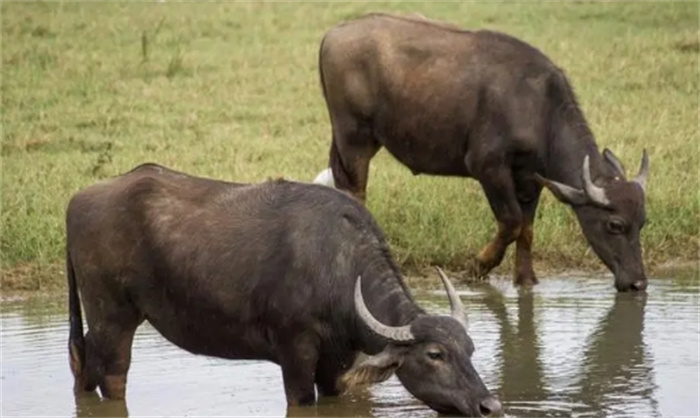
top-left (314, 13), bottom-right (650, 292)
top-left (66, 163), bottom-right (501, 417)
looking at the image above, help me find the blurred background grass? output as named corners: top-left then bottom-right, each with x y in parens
top-left (1, 1), bottom-right (698, 290)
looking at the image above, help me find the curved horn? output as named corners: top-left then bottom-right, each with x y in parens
top-left (435, 267), bottom-right (468, 329)
top-left (582, 155), bottom-right (611, 207)
top-left (631, 149), bottom-right (649, 193)
top-left (354, 276), bottom-right (415, 343)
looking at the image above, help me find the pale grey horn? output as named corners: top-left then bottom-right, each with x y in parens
top-left (435, 267), bottom-right (468, 330)
top-left (631, 149), bottom-right (649, 193)
top-left (582, 155), bottom-right (611, 207)
top-left (354, 276), bottom-right (415, 343)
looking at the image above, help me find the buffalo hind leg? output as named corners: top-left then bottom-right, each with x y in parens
top-left (80, 289), bottom-right (143, 400)
top-left (328, 118), bottom-right (380, 204)
top-left (83, 319), bottom-right (140, 399)
top-left (279, 332), bottom-right (321, 406)
top-left (470, 166), bottom-right (523, 279)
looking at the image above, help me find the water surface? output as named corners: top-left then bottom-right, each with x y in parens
top-left (2, 273), bottom-right (698, 417)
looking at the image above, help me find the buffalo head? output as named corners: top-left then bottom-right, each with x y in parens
top-left (536, 149), bottom-right (649, 292)
top-left (342, 268), bottom-right (501, 417)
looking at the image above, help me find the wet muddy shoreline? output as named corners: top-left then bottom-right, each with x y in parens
top-left (2, 262), bottom-right (696, 302)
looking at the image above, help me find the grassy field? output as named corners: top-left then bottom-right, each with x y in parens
top-left (1, 1), bottom-right (698, 290)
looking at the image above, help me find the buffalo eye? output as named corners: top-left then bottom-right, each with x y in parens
top-left (426, 349), bottom-right (444, 361)
top-left (606, 218), bottom-right (627, 235)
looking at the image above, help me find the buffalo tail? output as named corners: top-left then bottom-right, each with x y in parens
top-left (67, 249), bottom-right (86, 391)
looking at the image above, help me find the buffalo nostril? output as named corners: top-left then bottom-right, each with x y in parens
top-left (479, 396), bottom-right (502, 416)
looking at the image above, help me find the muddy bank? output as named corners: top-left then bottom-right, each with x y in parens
top-left (2, 259), bottom-right (697, 296)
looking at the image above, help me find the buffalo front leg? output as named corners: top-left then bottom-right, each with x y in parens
top-left (514, 188), bottom-right (542, 287)
top-left (469, 167), bottom-right (523, 279)
top-left (328, 117), bottom-right (380, 204)
top-left (315, 350), bottom-right (354, 398)
top-left (279, 332), bottom-right (321, 406)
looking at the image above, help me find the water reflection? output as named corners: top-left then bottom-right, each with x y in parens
top-left (75, 393), bottom-right (129, 417)
top-left (476, 282), bottom-right (658, 417)
top-left (479, 285), bottom-right (552, 416)
top-left (286, 393), bottom-right (371, 418)
top-left (570, 292), bottom-right (658, 417)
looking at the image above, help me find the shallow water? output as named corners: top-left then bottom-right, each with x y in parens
top-left (2, 273), bottom-right (698, 417)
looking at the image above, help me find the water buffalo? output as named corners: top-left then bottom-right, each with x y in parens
top-left (313, 13), bottom-right (650, 292)
top-left (66, 163), bottom-right (501, 417)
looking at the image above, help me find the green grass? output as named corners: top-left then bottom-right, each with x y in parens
top-left (1, 1), bottom-right (698, 290)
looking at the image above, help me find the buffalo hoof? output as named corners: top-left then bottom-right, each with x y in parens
top-left (458, 258), bottom-right (491, 282)
top-left (514, 271), bottom-right (539, 287)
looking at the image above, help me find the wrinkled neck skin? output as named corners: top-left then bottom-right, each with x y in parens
top-left (546, 116), bottom-right (617, 189)
top-left (356, 261), bottom-right (424, 354)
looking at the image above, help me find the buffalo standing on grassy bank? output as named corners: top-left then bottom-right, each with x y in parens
top-left (66, 163), bottom-right (501, 417)
top-left (314, 13), bottom-right (649, 292)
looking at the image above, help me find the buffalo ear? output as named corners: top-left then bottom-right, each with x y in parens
top-left (603, 148), bottom-right (626, 179)
top-left (534, 173), bottom-right (588, 206)
top-left (338, 346), bottom-right (405, 393)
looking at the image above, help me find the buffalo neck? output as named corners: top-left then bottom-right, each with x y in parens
top-left (356, 258), bottom-right (424, 353)
top-left (545, 103), bottom-right (617, 188)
